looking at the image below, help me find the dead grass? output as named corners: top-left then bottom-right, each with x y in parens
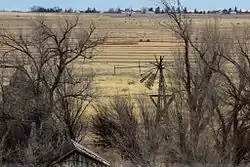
top-left (0, 12), bottom-right (250, 100)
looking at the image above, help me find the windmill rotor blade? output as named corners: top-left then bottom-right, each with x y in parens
top-left (148, 61), bottom-right (153, 65)
top-left (149, 61), bottom-right (158, 66)
top-left (140, 69), bottom-right (152, 78)
top-left (145, 68), bottom-right (159, 89)
top-left (145, 76), bottom-right (154, 88)
top-left (140, 67), bottom-right (156, 77)
top-left (140, 75), bottom-right (148, 83)
top-left (140, 71), bottom-right (153, 83)
top-left (149, 58), bottom-right (157, 64)
top-left (140, 55), bottom-right (166, 89)
top-left (145, 80), bottom-right (153, 89)
top-left (149, 68), bottom-right (159, 85)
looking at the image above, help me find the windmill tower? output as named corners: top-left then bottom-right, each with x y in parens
top-left (140, 56), bottom-right (171, 122)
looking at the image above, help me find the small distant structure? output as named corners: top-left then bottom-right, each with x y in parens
top-left (134, 10), bottom-right (142, 14)
top-left (230, 11), bottom-right (237, 14)
top-left (146, 11), bottom-right (155, 14)
top-left (208, 10), bottom-right (221, 14)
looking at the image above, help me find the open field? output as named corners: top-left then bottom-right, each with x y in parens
top-left (1, 12), bottom-right (250, 99)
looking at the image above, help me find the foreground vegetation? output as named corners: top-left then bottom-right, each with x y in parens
top-left (91, 2), bottom-right (250, 166)
top-left (0, 0), bottom-right (249, 166)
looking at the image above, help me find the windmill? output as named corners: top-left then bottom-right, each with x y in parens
top-left (140, 56), bottom-right (172, 122)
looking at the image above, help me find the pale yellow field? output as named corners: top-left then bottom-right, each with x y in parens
top-left (0, 12), bottom-right (250, 100)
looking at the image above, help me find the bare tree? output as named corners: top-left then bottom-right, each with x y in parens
top-left (0, 15), bottom-right (104, 165)
top-left (55, 66), bottom-right (94, 142)
top-left (160, 0), bottom-right (250, 165)
top-left (208, 24), bottom-right (250, 164)
top-left (158, 1), bottom-right (218, 163)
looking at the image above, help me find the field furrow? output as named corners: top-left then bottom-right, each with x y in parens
top-left (0, 12), bottom-right (249, 96)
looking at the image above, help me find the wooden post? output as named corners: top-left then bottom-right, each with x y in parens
top-left (138, 60), bottom-right (141, 74)
top-left (114, 65), bottom-right (116, 75)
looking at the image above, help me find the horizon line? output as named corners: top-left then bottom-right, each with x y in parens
top-left (0, 5), bottom-right (244, 12)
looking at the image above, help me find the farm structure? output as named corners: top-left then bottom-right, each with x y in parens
top-left (43, 139), bottom-right (110, 167)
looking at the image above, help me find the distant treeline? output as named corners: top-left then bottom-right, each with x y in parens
top-left (29, 6), bottom-right (100, 13)
top-left (4, 5), bottom-right (250, 15)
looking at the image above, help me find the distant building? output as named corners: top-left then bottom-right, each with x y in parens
top-left (208, 10), bottom-right (221, 14)
top-left (230, 11), bottom-right (237, 14)
top-left (146, 11), bottom-right (155, 14)
top-left (134, 10), bottom-right (142, 13)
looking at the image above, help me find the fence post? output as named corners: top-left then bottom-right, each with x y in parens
top-left (138, 60), bottom-right (141, 74)
top-left (113, 65), bottom-right (116, 75)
